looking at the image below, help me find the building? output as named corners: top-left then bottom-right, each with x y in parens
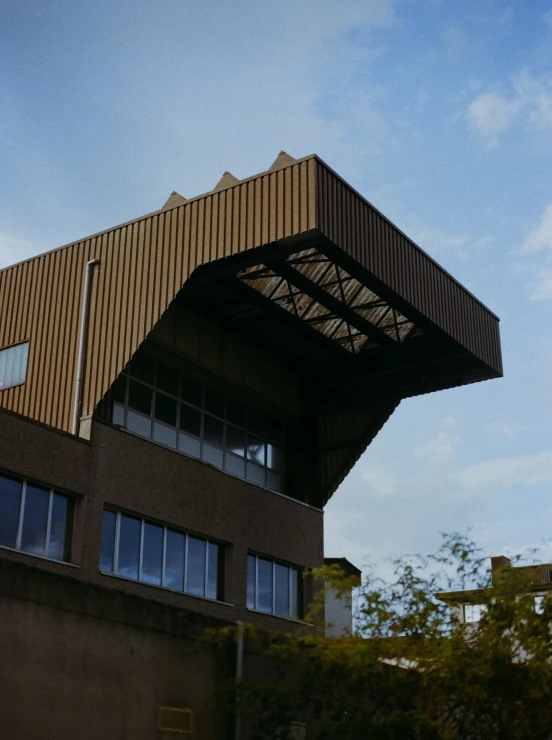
top-left (323, 556), bottom-right (362, 637)
top-left (437, 556), bottom-right (552, 625)
top-left (0, 151), bottom-right (502, 738)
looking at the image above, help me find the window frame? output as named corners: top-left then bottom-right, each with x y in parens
top-left (110, 353), bottom-right (286, 493)
top-left (0, 473), bottom-right (74, 564)
top-left (100, 508), bottom-right (227, 603)
top-left (0, 340), bottom-right (29, 391)
top-left (247, 552), bottom-right (303, 620)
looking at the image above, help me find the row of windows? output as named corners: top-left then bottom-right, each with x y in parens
top-left (0, 475), bottom-right (302, 619)
top-left (100, 510), bottom-right (225, 602)
top-left (110, 353), bottom-right (286, 493)
top-left (0, 474), bottom-right (73, 562)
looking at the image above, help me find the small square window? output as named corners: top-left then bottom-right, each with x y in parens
top-left (0, 341), bottom-right (29, 391)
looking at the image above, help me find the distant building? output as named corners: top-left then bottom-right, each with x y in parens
top-left (0, 151), bottom-right (502, 738)
top-left (324, 557), bottom-right (362, 637)
top-left (436, 555), bottom-right (551, 624)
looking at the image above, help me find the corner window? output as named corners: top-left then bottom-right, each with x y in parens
top-left (0, 341), bottom-right (29, 390)
top-left (0, 473), bottom-right (73, 562)
top-left (109, 352), bottom-right (286, 492)
top-left (247, 553), bottom-right (302, 619)
top-left (100, 509), bottom-right (225, 602)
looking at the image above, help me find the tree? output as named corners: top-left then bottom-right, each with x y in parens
top-left (211, 534), bottom-right (552, 739)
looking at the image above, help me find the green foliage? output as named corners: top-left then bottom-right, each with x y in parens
top-left (212, 534), bottom-right (552, 739)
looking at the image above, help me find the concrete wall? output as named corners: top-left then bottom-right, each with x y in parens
top-left (0, 408), bottom-right (324, 629)
top-left (0, 559), bottom-right (232, 740)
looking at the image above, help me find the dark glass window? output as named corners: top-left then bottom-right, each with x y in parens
top-left (248, 410), bottom-right (265, 438)
top-left (187, 536), bottom-right (206, 596)
top-left (181, 378), bottom-right (202, 407)
top-left (141, 522), bottom-right (163, 586)
top-left (227, 426), bottom-right (245, 457)
top-left (111, 358), bottom-right (286, 492)
top-left (257, 558), bottom-right (273, 614)
top-left (100, 510), bottom-right (116, 572)
top-left (205, 388), bottom-right (225, 418)
top-left (48, 494), bottom-right (72, 562)
top-left (111, 375), bottom-right (127, 404)
top-left (164, 529), bottom-right (185, 591)
top-left (204, 416), bottom-right (223, 448)
top-left (247, 554), bottom-right (302, 619)
top-left (206, 542), bottom-right (220, 601)
top-left (0, 475), bottom-right (22, 549)
top-left (128, 381), bottom-right (152, 416)
top-left (227, 399), bottom-right (246, 427)
top-left (0, 474), bottom-right (73, 563)
top-left (274, 563), bottom-right (290, 617)
top-left (154, 393), bottom-right (177, 426)
top-left (157, 364), bottom-right (179, 396)
top-left (129, 352), bottom-right (155, 383)
top-left (21, 485), bottom-right (49, 556)
top-left (117, 515), bottom-right (141, 580)
top-left (180, 404), bottom-right (200, 437)
top-left (101, 509), bottom-right (224, 602)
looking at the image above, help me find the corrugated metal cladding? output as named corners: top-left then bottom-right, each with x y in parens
top-left (0, 158), bottom-right (316, 432)
top-left (0, 153), bottom-right (501, 438)
top-left (318, 398), bottom-right (400, 504)
top-left (314, 159), bottom-right (502, 376)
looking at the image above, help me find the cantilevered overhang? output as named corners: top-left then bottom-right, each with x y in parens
top-left (0, 151), bottom-right (501, 445)
top-left (186, 154), bottom-right (501, 403)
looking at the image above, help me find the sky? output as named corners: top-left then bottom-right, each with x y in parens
top-left (2, 0), bottom-right (552, 579)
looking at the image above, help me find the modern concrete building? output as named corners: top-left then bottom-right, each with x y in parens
top-left (0, 151), bottom-right (502, 738)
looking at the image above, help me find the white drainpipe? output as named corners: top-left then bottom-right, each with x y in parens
top-left (72, 258), bottom-right (100, 436)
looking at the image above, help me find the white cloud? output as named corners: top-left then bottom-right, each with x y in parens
top-left (456, 451), bottom-right (552, 493)
top-left (487, 420), bottom-right (526, 441)
top-left (407, 225), bottom-right (493, 259)
top-left (0, 231), bottom-right (41, 271)
top-left (519, 203), bottom-right (552, 300)
top-left (467, 92), bottom-right (522, 139)
top-left (467, 72), bottom-right (552, 143)
top-left (531, 267), bottom-right (552, 300)
top-left (543, 8), bottom-right (552, 30)
top-left (359, 468), bottom-right (400, 498)
top-left (520, 202), bottom-right (552, 255)
top-left (415, 416), bottom-right (462, 463)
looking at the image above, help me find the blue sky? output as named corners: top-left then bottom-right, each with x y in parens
top-left (2, 0), bottom-right (552, 576)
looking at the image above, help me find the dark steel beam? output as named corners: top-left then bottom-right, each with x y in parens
top-left (269, 259), bottom-right (399, 349)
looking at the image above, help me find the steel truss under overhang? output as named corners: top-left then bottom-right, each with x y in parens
top-left (237, 246), bottom-right (425, 356)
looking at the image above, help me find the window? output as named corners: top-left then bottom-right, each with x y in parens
top-left (463, 603), bottom-right (487, 623)
top-left (100, 509), bottom-right (225, 601)
top-left (110, 352), bottom-right (286, 492)
top-left (0, 341), bottom-right (29, 390)
top-left (0, 473), bottom-right (73, 562)
top-left (247, 554), bottom-right (302, 619)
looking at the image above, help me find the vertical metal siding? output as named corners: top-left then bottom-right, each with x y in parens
top-left (318, 397), bottom-right (400, 502)
top-left (315, 159), bottom-right (502, 375)
top-left (0, 158), bottom-right (316, 432)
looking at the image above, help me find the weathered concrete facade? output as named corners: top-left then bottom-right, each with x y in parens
top-left (0, 408), bottom-right (323, 627)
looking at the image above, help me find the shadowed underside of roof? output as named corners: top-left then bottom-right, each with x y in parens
top-left (0, 151), bottom-right (502, 500)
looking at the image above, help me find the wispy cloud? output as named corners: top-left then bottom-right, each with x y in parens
top-left (519, 202), bottom-right (552, 300)
top-left (0, 231), bottom-right (42, 271)
top-left (467, 71), bottom-right (552, 144)
top-left (415, 416), bottom-right (463, 464)
top-left (486, 420), bottom-right (526, 441)
top-left (406, 223), bottom-right (493, 260)
top-left (456, 450), bottom-right (552, 492)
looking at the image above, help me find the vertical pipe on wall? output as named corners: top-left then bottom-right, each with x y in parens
top-left (235, 620), bottom-right (244, 740)
top-left (72, 258), bottom-right (100, 435)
